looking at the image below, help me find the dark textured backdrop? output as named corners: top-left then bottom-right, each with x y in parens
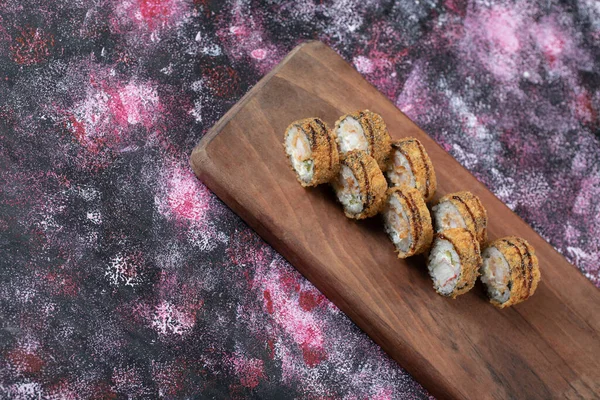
top-left (1, 0), bottom-right (599, 398)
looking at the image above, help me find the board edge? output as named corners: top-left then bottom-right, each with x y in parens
top-left (190, 40), bottom-right (323, 178)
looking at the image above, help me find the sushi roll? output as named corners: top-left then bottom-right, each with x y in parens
top-left (386, 138), bottom-right (437, 202)
top-left (431, 191), bottom-right (487, 246)
top-left (332, 150), bottom-right (388, 219)
top-left (284, 117), bottom-right (340, 187)
top-left (383, 186), bottom-right (433, 258)
top-left (334, 110), bottom-right (392, 170)
top-left (481, 237), bottom-right (541, 308)
top-left (427, 228), bottom-right (481, 298)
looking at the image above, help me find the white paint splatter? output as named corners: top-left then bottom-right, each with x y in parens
top-left (151, 300), bottom-right (195, 337)
top-left (105, 253), bottom-right (141, 287)
top-left (201, 44), bottom-right (222, 56)
top-left (190, 80), bottom-right (203, 92)
top-left (160, 63), bottom-right (174, 75)
top-left (187, 223), bottom-right (228, 252)
top-left (77, 185), bottom-right (100, 201)
top-left (86, 210), bottom-right (102, 225)
top-left (0, 381), bottom-right (44, 399)
top-left (353, 55), bottom-right (374, 74)
top-left (190, 100), bottom-right (202, 123)
top-left (566, 246), bottom-right (595, 267)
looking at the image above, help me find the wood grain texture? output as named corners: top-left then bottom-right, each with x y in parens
top-left (190, 41), bottom-right (600, 400)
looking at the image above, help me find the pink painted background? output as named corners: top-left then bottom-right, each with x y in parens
top-left (0, 0), bottom-right (598, 398)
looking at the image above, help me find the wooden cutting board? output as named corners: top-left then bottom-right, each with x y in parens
top-left (190, 41), bottom-right (600, 399)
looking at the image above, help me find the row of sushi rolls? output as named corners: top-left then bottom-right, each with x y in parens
top-left (283, 110), bottom-right (541, 308)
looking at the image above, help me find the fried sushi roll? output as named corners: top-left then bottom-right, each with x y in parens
top-left (386, 138), bottom-right (437, 202)
top-left (332, 150), bottom-right (387, 219)
top-left (427, 228), bottom-right (481, 298)
top-left (334, 110), bottom-right (391, 170)
top-left (481, 237), bottom-right (541, 308)
top-left (383, 187), bottom-right (433, 258)
top-left (284, 117), bottom-right (340, 187)
top-left (431, 191), bottom-right (487, 246)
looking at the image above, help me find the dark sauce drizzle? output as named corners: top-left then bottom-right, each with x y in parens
top-left (313, 118), bottom-right (333, 170)
top-left (452, 195), bottom-right (477, 234)
top-left (357, 157), bottom-right (371, 210)
top-left (413, 140), bottom-right (432, 199)
top-left (396, 190), bottom-right (420, 253)
top-left (501, 239), bottom-right (528, 299)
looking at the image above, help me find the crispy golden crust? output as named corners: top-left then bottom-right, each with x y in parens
top-left (433, 228), bottom-right (481, 298)
top-left (389, 138), bottom-right (437, 202)
top-left (284, 117), bottom-right (340, 187)
top-left (342, 150), bottom-right (388, 219)
top-left (485, 236), bottom-right (541, 308)
top-left (334, 110), bottom-right (392, 170)
top-left (437, 191), bottom-right (487, 246)
top-left (387, 186), bottom-right (433, 258)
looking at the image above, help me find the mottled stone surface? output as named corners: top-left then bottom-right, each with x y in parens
top-left (0, 1), bottom-right (598, 398)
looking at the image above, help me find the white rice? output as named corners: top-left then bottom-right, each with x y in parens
top-left (432, 201), bottom-right (466, 232)
top-left (428, 238), bottom-right (461, 295)
top-left (386, 149), bottom-right (416, 188)
top-left (481, 246), bottom-right (511, 304)
top-left (383, 194), bottom-right (412, 253)
top-left (285, 126), bottom-right (314, 184)
top-left (332, 165), bottom-right (363, 215)
top-left (336, 116), bottom-right (368, 154)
